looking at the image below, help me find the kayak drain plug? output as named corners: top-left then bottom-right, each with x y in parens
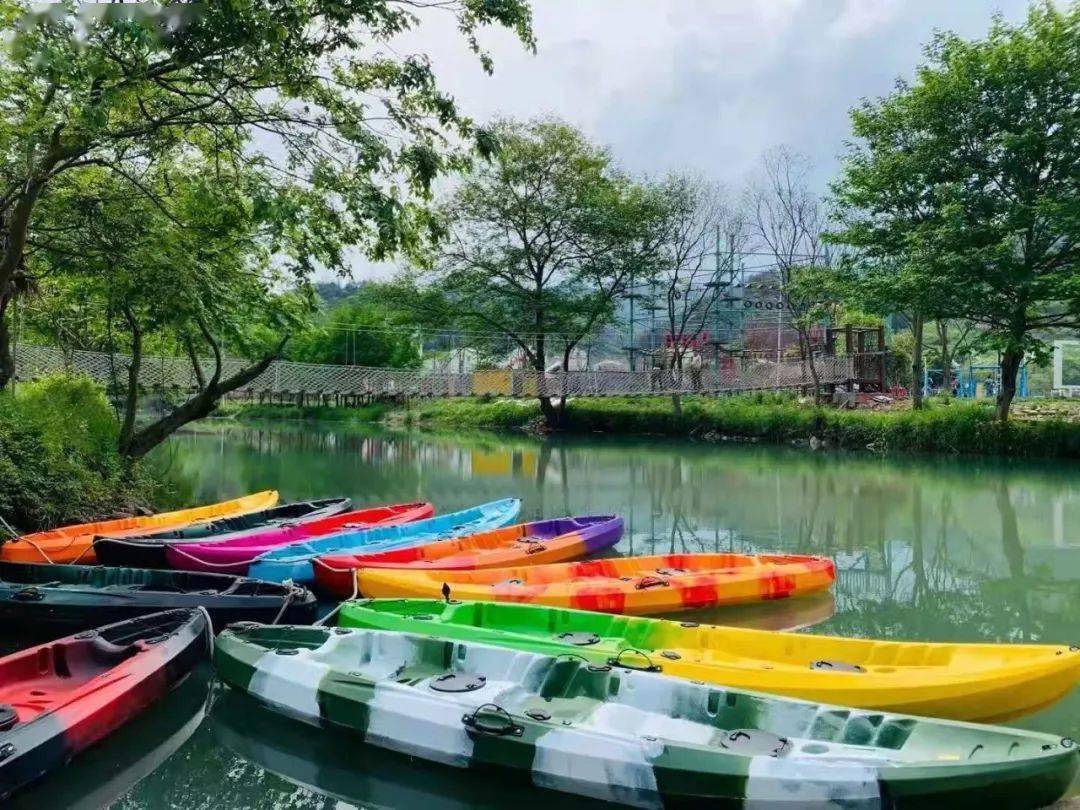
top-left (0, 705), bottom-right (17, 732)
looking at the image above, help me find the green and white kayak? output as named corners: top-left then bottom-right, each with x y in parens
top-left (213, 623), bottom-right (1078, 809)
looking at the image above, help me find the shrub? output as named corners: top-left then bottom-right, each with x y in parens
top-left (0, 375), bottom-right (162, 532)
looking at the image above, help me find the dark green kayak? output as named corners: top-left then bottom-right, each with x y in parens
top-left (214, 623), bottom-right (1078, 809)
top-left (0, 562), bottom-right (316, 637)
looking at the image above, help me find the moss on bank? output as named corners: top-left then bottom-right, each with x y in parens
top-left (0, 376), bottom-right (165, 533)
top-left (404, 395), bottom-right (1080, 459)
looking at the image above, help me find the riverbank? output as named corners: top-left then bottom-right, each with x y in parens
top-left (215, 401), bottom-right (394, 425)
top-left (0, 376), bottom-right (166, 533)
top-left (224, 394), bottom-right (1080, 459)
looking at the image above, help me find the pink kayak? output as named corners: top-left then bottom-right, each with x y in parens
top-left (165, 501), bottom-right (434, 575)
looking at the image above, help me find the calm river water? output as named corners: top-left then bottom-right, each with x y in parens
top-left (11, 420), bottom-right (1080, 808)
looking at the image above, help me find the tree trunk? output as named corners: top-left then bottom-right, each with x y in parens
top-left (121, 338), bottom-right (287, 460)
top-left (534, 313), bottom-right (560, 429)
top-left (911, 312), bottom-right (925, 409)
top-left (996, 347), bottom-right (1023, 423)
top-left (799, 327), bottom-right (820, 394)
top-left (669, 349), bottom-right (678, 419)
top-left (117, 308), bottom-right (142, 456)
top-left (0, 292), bottom-right (14, 390)
top-left (937, 321), bottom-right (952, 395)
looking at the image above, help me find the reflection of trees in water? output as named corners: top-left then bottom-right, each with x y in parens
top-left (172, 425), bottom-right (1077, 646)
top-left (823, 480), bottom-right (1068, 647)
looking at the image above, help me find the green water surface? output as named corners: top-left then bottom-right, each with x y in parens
top-left (10, 420), bottom-right (1080, 808)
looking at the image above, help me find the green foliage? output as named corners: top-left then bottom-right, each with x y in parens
top-left (289, 285), bottom-right (421, 368)
top-left (219, 401), bottom-right (393, 424)
top-left (408, 395), bottom-right (1080, 458)
top-left (830, 3), bottom-right (1080, 416)
top-left (419, 118), bottom-right (669, 409)
top-left (0, 0), bottom-right (534, 448)
top-left (0, 375), bottom-right (162, 531)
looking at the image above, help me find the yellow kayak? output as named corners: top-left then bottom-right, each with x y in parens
top-left (339, 598), bottom-right (1080, 723)
top-left (3, 491), bottom-right (279, 564)
top-left (354, 553), bottom-right (836, 615)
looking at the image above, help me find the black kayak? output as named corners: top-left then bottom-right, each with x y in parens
top-left (92, 497), bottom-right (352, 568)
top-left (0, 563), bottom-right (317, 637)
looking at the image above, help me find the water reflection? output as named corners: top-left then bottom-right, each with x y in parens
top-left (83, 420), bottom-right (1080, 808)
top-left (204, 689), bottom-right (598, 810)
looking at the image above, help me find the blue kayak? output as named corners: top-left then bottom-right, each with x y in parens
top-left (246, 498), bottom-right (521, 585)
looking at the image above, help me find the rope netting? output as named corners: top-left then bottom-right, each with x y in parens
top-left (13, 344), bottom-right (856, 399)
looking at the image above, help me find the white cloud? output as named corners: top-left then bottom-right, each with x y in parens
top-left (339, 0), bottom-right (1032, 281)
top-left (828, 0), bottom-right (904, 39)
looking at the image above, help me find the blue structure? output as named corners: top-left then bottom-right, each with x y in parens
top-left (923, 363), bottom-right (1028, 399)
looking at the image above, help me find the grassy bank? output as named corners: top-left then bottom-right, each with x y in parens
top-left (0, 376), bottom-right (165, 533)
top-left (216, 401), bottom-right (393, 424)
top-left (405, 395), bottom-right (1080, 459)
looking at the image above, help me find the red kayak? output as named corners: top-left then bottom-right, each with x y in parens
top-left (0, 609), bottom-right (210, 800)
top-left (165, 501), bottom-right (434, 575)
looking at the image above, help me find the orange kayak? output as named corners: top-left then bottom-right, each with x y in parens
top-left (355, 552), bottom-right (835, 615)
top-left (2, 491), bottom-right (279, 565)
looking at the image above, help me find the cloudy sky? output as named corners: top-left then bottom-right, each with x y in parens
top-left (350, 0), bottom-right (1036, 280)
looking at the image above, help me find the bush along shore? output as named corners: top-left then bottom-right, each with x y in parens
top-left (221, 394), bottom-right (1080, 459)
top-left (216, 401), bottom-right (394, 424)
top-left (0, 376), bottom-right (166, 534)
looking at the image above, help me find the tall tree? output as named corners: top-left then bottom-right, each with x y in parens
top-left (424, 119), bottom-right (667, 427)
top-left (747, 147), bottom-right (830, 391)
top-left (831, 3), bottom-right (1080, 420)
top-left (0, 0), bottom-right (534, 388)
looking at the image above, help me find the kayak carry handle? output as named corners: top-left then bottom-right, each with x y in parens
top-left (634, 576), bottom-right (669, 590)
top-left (607, 648), bottom-right (663, 673)
top-left (462, 704), bottom-right (523, 737)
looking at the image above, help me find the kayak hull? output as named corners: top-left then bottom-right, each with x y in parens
top-left (214, 624), bottom-right (1078, 809)
top-left (339, 598), bottom-right (1080, 723)
top-left (3, 491), bottom-right (279, 565)
top-left (0, 609), bottom-right (209, 801)
top-left (0, 562), bottom-right (316, 636)
top-left (92, 498), bottom-right (352, 569)
top-left (315, 515), bottom-right (624, 598)
top-left (247, 498), bottom-right (522, 585)
top-left (164, 501), bottom-right (435, 575)
top-left (355, 552), bottom-right (836, 615)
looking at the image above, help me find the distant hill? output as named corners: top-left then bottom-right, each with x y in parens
top-left (313, 281), bottom-right (367, 308)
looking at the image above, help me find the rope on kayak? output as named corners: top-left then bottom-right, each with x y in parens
top-left (314, 570), bottom-right (360, 627)
top-left (68, 541), bottom-right (99, 565)
top-left (311, 556), bottom-right (355, 573)
top-left (270, 583), bottom-right (299, 625)
top-left (17, 534), bottom-right (55, 564)
top-left (159, 544), bottom-right (266, 570)
top-left (196, 605), bottom-right (215, 658)
top-left (0, 514), bottom-right (21, 539)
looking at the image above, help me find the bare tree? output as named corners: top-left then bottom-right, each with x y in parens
top-left (747, 147), bottom-right (829, 392)
top-left (653, 175), bottom-right (748, 415)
